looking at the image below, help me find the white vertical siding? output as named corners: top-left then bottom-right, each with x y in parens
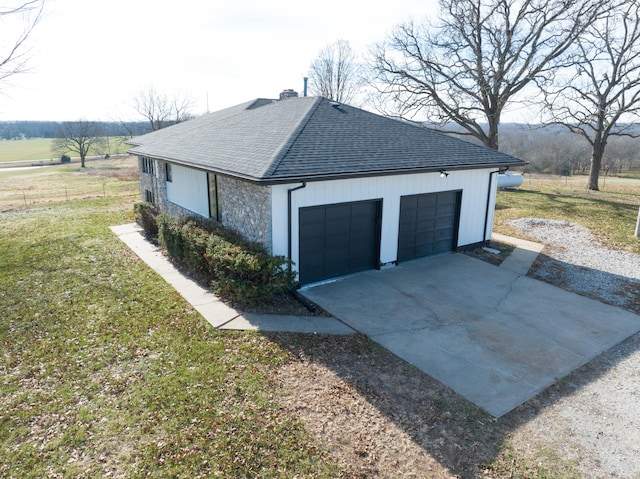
top-left (272, 168), bottom-right (496, 271)
top-left (166, 164), bottom-right (209, 218)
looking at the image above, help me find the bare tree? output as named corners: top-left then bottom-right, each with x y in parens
top-left (0, 0), bottom-right (44, 89)
top-left (54, 121), bottom-right (104, 168)
top-left (540, 2), bottom-right (640, 190)
top-left (371, 0), bottom-right (610, 150)
top-left (133, 85), bottom-right (194, 131)
top-left (308, 39), bottom-right (363, 104)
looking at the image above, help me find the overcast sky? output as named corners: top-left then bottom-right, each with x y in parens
top-left (0, 0), bottom-right (439, 121)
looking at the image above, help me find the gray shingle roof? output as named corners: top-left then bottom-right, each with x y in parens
top-left (127, 96), bottom-right (525, 183)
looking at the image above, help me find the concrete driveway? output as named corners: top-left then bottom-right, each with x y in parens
top-left (301, 252), bottom-right (640, 417)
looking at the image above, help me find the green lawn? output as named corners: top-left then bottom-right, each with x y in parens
top-left (0, 198), bottom-right (339, 478)
top-left (495, 175), bottom-right (640, 254)
top-left (0, 137), bottom-right (131, 165)
top-left (1, 165), bottom-right (637, 478)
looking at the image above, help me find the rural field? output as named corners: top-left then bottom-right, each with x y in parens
top-left (0, 137), bottom-right (130, 166)
top-left (1, 158), bottom-right (639, 478)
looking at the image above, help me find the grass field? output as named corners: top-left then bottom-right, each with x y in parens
top-left (0, 137), bottom-right (131, 165)
top-left (0, 161), bottom-right (342, 478)
top-left (495, 174), bottom-right (640, 254)
top-left (0, 156), bottom-right (140, 210)
top-left (0, 163), bottom-right (638, 477)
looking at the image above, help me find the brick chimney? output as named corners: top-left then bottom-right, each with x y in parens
top-left (279, 89), bottom-right (298, 100)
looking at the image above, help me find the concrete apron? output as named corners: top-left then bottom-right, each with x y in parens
top-left (301, 253), bottom-right (640, 417)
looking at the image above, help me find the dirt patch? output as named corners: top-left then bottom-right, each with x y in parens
top-left (459, 240), bottom-right (515, 266)
top-left (269, 334), bottom-right (503, 478)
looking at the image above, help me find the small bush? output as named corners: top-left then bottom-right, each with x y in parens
top-left (205, 234), bottom-right (296, 305)
top-left (181, 220), bottom-right (211, 272)
top-left (156, 214), bottom-right (185, 259)
top-left (133, 202), bottom-right (159, 239)
top-left (60, 154), bottom-right (71, 164)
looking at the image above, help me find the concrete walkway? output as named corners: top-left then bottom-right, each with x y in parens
top-left (492, 232), bottom-right (545, 275)
top-left (302, 238), bottom-right (640, 417)
top-left (110, 224), bottom-right (354, 335)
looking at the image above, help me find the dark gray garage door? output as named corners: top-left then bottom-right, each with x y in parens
top-left (397, 191), bottom-right (461, 262)
top-left (299, 200), bottom-right (382, 284)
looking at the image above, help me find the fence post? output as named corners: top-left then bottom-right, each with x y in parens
top-left (635, 206), bottom-right (640, 238)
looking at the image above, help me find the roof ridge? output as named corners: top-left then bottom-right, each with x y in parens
top-left (262, 97), bottom-right (324, 178)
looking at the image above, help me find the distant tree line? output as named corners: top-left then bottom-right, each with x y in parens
top-left (0, 121), bottom-right (150, 140)
top-left (499, 125), bottom-right (640, 177)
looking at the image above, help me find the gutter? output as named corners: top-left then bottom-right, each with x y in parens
top-left (126, 150), bottom-right (525, 186)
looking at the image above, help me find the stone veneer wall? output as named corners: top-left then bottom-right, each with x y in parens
top-left (138, 157), bottom-right (172, 214)
top-left (138, 157), bottom-right (273, 253)
top-left (218, 175), bottom-right (272, 252)
top-left (138, 157), bottom-right (155, 201)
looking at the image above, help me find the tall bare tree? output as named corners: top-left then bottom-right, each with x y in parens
top-left (54, 121), bottom-right (103, 168)
top-left (371, 0), bottom-right (610, 150)
top-left (540, 1), bottom-right (640, 190)
top-left (308, 39), bottom-right (363, 104)
top-left (133, 85), bottom-right (194, 131)
top-left (0, 0), bottom-right (44, 89)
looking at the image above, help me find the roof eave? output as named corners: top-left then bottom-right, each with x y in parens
top-left (255, 160), bottom-right (527, 185)
top-left (128, 149), bottom-right (526, 185)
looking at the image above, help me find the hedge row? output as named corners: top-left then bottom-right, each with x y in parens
top-left (134, 203), bottom-right (297, 305)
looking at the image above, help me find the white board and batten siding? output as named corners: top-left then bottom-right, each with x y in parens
top-left (271, 168), bottom-right (497, 268)
top-left (166, 164), bottom-right (210, 218)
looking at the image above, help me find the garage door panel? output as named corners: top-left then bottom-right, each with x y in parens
top-left (300, 208), bottom-right (325, 224)
top-left (398, 191), bottom-right (460, 263)
top-left (326, 206), bottom-right (351, 220)
top-left (436, 202), bottom-right (456, 214)
top-left (299, 200), bottom-right (381, 284)
top-left (416, 219), bottom-right (436, 231)
top-left (414, 244), bottom-right (434, 257)
top-left (435, 217), bottom-right (455, 229)
top-left (416, 211), bottom-right (437, 223)
top-left (419, 194), bottom-right (437, 205)
top-left (326, 234), bottom-right (350, 249)
top-left (415, 230), bottom-right (435, 243)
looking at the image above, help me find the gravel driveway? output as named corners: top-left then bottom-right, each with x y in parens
top-left (503, 218), bottom-right (640, 478)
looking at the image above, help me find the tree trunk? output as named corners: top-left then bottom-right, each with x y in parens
top-left (486, 115), bottom-right (500, 150)
top-left (80, 154), bottom-right (86, 168)
top-left (587, 142), bottom-right (605, 191)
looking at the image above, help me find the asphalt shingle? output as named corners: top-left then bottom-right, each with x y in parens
top-left (128, 96), bottom-right (525, 183)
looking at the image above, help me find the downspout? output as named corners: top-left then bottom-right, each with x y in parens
top-left (287, 182), bottom-right (314, 310)
top-left (483, 168), bottom-right (508, 242)
top-left (287, 181), bottom-right (307, 265)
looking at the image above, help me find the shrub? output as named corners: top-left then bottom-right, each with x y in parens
top-left (180, 220), bottom-right (211, 272)
top-left (133, 202), bottom-right (159, 239)
top-left (60, 154), bottom-right (71, 164)
top-left (155, 214), bottom-right (297, 305)
top-left (156, 214), bottom-right (185, 260)
top-left (205, 235), bottom-right (296, 305)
